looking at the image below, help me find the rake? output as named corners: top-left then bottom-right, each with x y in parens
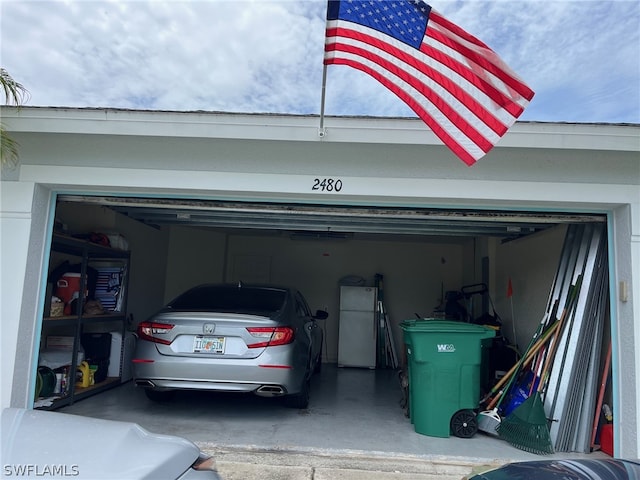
top-left (496, 387), bottom-right (554, 454)
top-left (497, 280), bottom-right (581, 454)
top-left (496, 338), bottom-right (558, 454)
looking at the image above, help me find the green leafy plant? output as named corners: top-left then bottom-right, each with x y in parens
top-left (1, 68), bottom-right (30, 168)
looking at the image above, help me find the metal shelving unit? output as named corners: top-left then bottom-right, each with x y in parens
top-left (35, 233), bottom-right (130, 410)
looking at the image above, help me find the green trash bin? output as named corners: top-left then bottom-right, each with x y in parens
top-left (400, 319), bottom-right (496, 438)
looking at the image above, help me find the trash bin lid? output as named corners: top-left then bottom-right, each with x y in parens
top-left (400, 319), bottom-right (495, 335)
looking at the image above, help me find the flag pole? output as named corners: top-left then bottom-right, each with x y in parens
top-left (318, 63), bottom-right (328, 136)
top-left (318, 1), bottom-right (329, 138)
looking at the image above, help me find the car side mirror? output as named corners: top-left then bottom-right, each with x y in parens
top-left (314, 310), bottom-right (329, 320)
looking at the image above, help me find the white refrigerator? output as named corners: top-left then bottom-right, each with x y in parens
top-left (338, 286), bottom-right (377, 368)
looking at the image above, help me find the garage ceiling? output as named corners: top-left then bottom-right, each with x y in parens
top-left (58, 196), bottom-right (606, 242)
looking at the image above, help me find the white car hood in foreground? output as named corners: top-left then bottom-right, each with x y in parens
top-left (1, 408), bottom-right (201, 479)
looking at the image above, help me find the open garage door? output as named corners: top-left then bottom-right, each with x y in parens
top-left (47, 194), bottom-right (612, 454)
top-left (57, 195), bottom-right (605, 241)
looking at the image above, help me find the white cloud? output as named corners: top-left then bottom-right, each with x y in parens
top-left (1, 0), bottom-right (638, 123)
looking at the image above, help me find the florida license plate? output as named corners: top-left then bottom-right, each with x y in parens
top-left (193, 335), bottom-right (225, 353)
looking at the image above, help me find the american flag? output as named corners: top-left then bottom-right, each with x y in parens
top-left (324, 0), bottom-right (535, 166)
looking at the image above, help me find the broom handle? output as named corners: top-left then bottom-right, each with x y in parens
top-left (590, 341), bottom-right (612, 448)
top-left (537, 279), bottom-right (581, 394)
top-left (528, 339), bottom-right (550, 396)
top-left (481, 316), bottom-right (554, 404)
top-left (530, 357), bottom-right (544, 396)
top-left (483, 321), bottom-right (558, 407)
top-left (485, 321), bottom-right (560, 410)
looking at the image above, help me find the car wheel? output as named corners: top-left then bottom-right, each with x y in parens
top-left (284, 376), bottom-right (310, 409)
top-left (144, 389), bottom-right (175, 402)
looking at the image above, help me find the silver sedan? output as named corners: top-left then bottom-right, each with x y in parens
top-left (133, 283), bottom-right (326, 408)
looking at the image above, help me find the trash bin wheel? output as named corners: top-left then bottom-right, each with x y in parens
top-left (450, 409), bottom-right (478, 438)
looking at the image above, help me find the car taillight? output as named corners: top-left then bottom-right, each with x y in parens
top-left (137, 321), bottom-right (174, 345)
top-left (246, 326), bottom-right (294, 348)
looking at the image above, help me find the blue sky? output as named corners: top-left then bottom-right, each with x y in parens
top-left (1, 0), bottom-right (639, 124)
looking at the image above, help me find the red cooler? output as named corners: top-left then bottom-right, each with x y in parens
top-left (55, 273), bottom-right (86, 315)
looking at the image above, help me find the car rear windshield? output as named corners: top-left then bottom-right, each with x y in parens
top-left (169, 285), bottom-right (287, 316)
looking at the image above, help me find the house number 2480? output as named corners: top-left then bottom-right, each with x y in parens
top-left (312, 178), bottom-right (343, 192)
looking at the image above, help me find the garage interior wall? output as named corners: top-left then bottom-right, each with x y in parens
top-left (54, 201), bottom-right (568, 365)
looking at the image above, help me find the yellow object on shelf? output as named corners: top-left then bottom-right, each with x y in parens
top-left (76, 361), bottom-right (91, 388)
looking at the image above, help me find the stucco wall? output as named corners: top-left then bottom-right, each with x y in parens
top-left (1, 182), bottom-right (37, 408)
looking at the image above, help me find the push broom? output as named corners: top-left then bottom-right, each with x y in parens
top-left (497, 280), bottom-right (580, 454)
top-left (477, 360), bottom-right (521, 436)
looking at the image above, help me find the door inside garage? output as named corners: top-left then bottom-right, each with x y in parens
top-left (38, 194), bottom-right (613, 457)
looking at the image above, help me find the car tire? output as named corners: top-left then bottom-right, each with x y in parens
top-left (144, 389), bottom-right (175, 402)
top-left (284, 376), bottom-right (310, 409)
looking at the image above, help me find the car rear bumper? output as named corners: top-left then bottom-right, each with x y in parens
top-left (135, 378), bottom-right (290, 395)
top-left (133, 349), bottom-right (306, 395)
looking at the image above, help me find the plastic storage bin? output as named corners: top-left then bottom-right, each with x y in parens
top-left (108, 331), bottom-right (136, 382)
top-left (400, 319), bottom-right (495, 438)
top-left (81, 333), bottom-right (112, 383)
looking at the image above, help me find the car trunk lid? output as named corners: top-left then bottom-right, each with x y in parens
top-left (147, 311), bottom-right (280, 359)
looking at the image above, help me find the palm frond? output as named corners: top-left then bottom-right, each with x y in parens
top-left (1, 68), bottom-right (30, 168)
top-left (1, 67), bottom-right (30, 105)
top-left (1, 123), bottom-right (20, 169)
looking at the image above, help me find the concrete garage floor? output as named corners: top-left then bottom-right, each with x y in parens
top-left (59, 365), bottom-right (601, 467)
